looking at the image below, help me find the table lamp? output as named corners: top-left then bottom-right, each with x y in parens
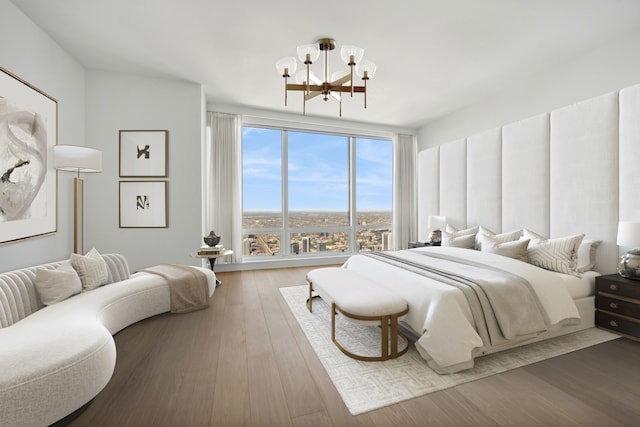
top-left (427, 215), bottom-right (446, 244)
top-left (53, 145), bottom-right (102, 254)
top-left (616, 221), bottom-right (640, 280)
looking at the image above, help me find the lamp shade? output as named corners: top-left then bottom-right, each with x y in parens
top-left (427, 215), bottom-right (447, 231)
top-left (275, 56), bottom-right (297, 77)
top-left (53, 145), bottom-right (102, 173)
top-left (617, 221), bottom-right (640, 248)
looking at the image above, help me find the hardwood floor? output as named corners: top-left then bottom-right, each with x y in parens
top-left (69, 266), bottom-right (640, 427)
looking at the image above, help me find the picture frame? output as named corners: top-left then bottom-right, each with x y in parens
top-left (119, 181), bottom-right (168, 228)
top-left (119, 130), bottom-right (168, 177)
top-left (0, 67), bottom-right (58, 245)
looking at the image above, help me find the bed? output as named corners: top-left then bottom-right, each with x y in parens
top-left (342, 245), bottom-right (599, 374)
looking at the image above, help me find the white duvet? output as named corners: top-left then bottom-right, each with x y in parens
top-left (342, 246), bottom-right (581, 373)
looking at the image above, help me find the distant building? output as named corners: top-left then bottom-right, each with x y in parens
top-left (302, 237), bottom-right (311, 252)
top-left (318, 242), bottom-right (327, 252)
top-left (382, 232), bottom-right (393, 251)
top-left (243, 238), bottom-right (252, 256)
top-left (291, 242), bottom-right (300, 255)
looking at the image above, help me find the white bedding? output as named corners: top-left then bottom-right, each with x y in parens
top-left (342, 246), bottom-right (584, 373)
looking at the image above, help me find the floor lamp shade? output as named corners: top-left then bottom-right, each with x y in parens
top-left (53, 145), bottom-right (102, 254)
top-left (53, 145), bottom-right (102, 173)
top-left (616, 221), bottom-right (640, 280)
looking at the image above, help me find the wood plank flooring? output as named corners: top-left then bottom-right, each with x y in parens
top-left (69, 266), bottom-right (640, 427)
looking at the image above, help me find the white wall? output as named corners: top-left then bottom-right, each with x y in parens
top-left (418, 26), bottom-right (640, 150)
top-left (85, 70), bottom-right (204, 272)
top-left (0, 0), bottom-right (85, 271)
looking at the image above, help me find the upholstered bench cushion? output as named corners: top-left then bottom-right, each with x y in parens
top-left (307, 267), bottom-right (407, 317)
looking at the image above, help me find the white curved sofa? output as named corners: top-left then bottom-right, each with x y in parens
top-left (0, 254), bottom-right (215, 427)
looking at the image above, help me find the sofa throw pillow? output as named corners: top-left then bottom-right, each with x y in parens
top-left (35, 261), bottom-right (82, 305)
top-left (71, 247), bottom-right (109, 291)
top-left (523, 230), bottom-right (585, 275)
top-left (479, 234), bottom-right (529, 262)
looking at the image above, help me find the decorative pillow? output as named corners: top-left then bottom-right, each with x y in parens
top-left (34, 261), bottom-right (82, 305)
top-left (70, 247), bottom-right (109, 291)
top-left (445, 224), bottom-right (479, 236)
top-left (476, 226), bottom-right (522, 250)
top-left (523, 230), bottom-right (585, 275)
top-left (577, 239), bottom-right (601, 272)
top-left (442, 231), bottom-right (476, 249)
top-left (479, 234), bottom-right (529, 262)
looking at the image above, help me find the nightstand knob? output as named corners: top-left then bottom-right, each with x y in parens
top-left (609, 284), bottom-right (618, 291)
top-left (609, 320), bottom-right (618, 327)
top-left (609, 302), bottom-right (618, 309)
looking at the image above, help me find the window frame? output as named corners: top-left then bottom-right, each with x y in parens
top-left (241, 120), bottom-right (393, 261)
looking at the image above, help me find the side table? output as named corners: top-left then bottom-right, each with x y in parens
top-left (190, 249), bottom-right (233, 287)
top-left (408, 241), bottom-right (440, 249)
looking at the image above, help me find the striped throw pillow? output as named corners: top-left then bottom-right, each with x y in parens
top-left (523, 229), bottom-right (585, 275)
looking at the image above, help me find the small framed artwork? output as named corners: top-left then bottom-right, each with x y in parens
top-left (119, 130), bottom-right (168, 177)
top-left (0, 66), bottom-right (58, 245)
top-left (119, 181), bottom-right (168, 228)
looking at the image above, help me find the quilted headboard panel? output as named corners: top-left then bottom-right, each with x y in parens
top-left (467, 128), bottom-right (501, 233)
top-left (439, 139), bottom-right (467, 230)
top-left (419, 83), bottom-right (640, 274)
top-left (549, 92), bottom-right (619, 273)
top-left (502, 113), bottom-right (550, 236)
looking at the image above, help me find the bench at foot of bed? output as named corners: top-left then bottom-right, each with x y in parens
top-left (306, 267), bottom-right (410, 361)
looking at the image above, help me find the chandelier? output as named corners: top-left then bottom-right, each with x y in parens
top-left (275, 38), bottom-right (376, 117)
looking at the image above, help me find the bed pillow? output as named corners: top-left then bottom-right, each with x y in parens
top-left (445, 224), bottom-right (478, 236)
top-left (479, 234), bottom-right (529, 262)
top-left (442, 231), bottom-right (477, 248)
top-left (34, 261), bottom-right (82, 305)
top-left (476, 226), bottom-right (522, 250)
top-left (577, 239), bottom-right (601, 272)
top-left (523, 230), bottom-right (585, 275)
top-left (70, 247), bottom-right (109, 291)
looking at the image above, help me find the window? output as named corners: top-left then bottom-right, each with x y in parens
top-left (242, 125), bottom-right (392, 259)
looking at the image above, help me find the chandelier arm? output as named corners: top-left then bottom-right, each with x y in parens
top-left (349, 55), bottom-right (355, 97)
top-left (363, 77), bottom-right (367, 109)
top-left (283, 69), bottom-right (289, 107)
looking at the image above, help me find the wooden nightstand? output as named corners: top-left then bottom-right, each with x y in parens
top-left (595, 274), bottom-right (640, 341)
top-left (408, 241), bottom-right (440, 249)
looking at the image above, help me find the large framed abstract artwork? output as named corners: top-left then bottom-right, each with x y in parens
top-left (119, 180), bottom-right (168, 228)
top-left (0, 67), bottom-right (57, 245)
top-left (119, 130), bottom-right (168, 177)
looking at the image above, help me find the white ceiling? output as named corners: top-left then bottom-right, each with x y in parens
top-left (10, 0), bottom-right (640, 129)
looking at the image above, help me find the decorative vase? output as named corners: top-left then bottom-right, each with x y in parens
top-left (618, 248), bottom-right (640, 280)
top-left (203, 230), bottom-right (221, 247)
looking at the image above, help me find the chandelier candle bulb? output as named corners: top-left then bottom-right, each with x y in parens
top-left (276, 38), bottom-right (374, 117)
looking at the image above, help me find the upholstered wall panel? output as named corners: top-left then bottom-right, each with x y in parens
top-left (439, 139), bottom-right (467, 229)
top-left (619, 84), bottom-right (640, 223)
top-left (502, 113), bottom-right (550, 236)
top-left (550, 92), bottom-right (619, 273)
top-left (418, 147), bottom-right (440, 241)
top-left (467, 128), bottom-right (502, 232)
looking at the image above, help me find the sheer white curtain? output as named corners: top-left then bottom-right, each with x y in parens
top-left (204, 112), bottom-right (242, 263)
top-left (392, 134), bottom-right (417, 250)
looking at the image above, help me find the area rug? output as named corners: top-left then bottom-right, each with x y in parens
top-left (280, 285), bottom-right (618, 415)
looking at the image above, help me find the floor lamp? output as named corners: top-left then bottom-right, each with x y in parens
top-left (53, 145), bottom-right (102, 254)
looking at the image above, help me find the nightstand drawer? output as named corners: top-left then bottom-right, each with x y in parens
top-left (595, 277), bottom-right (640, 299)
top-left (596, 294), bottom-right (640, 318)
top-left (596, 311), bottom-right (640, 339)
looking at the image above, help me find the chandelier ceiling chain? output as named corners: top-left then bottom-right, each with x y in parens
top-left (276, 38), bottom-right (376, 117)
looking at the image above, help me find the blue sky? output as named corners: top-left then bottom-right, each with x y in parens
top-left (242, 127), bottom-right (392, 212)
